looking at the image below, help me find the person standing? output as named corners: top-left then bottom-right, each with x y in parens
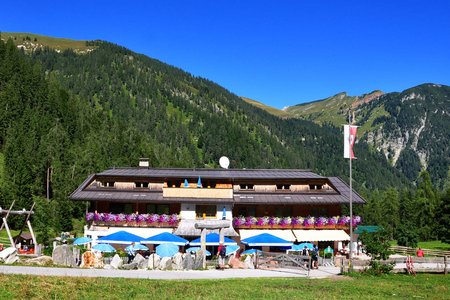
top-left (127, 242), bottom-right (136, 263)
top-left (311, 245), bottom-right (319, 269)
top-left (217, 242), bottom-right (227, 270)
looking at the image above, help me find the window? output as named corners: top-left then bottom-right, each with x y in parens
top-left (275, 207), bottom-right (292, 217)
top-left (109, 203), bottom-right (133, 214)
top-left (311, 207), bottom-right (328, 217)
top-left (146, 204), bottom-right (169, 214)
top-left (135, 182), bottom-right (149, 188)
top-left (195, 205), bottom-right (217, 218)
top-left (276, 184), bottom-right (291, 190)
top-left (103, 181), bottom-right (115, 187)
top-left (309, 184), bottom-right (323, 190)
top-left (239, 184), bottom-right (254, 190)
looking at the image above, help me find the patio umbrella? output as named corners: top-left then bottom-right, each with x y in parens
top-left (125, 243), bottom-right (149, 251)
top-left (241, 233), bottom-right (293, 247)
top-left (241, 249), bottom-right (262, 255)
top-left (156, 243), bottom-right (179, 257)
top-left (141, 232), bottom-right (188, 246)
top-left (92, 243), bottom-right (116, 253)
top-left (197, 176), bottom-right (202, 188)
top-left (97, 231), bottom-right (143, 244)
top-left (184, 179), bottom-right (189, 187)
top-left (225, 245), bottom-right (240, 256)
top-left (189, 233), bottom-right (237, 246)
top-left (297, 242), bottom-right (314, 250)
top-left (185, 247), bottom-right (211, 256)
top-left (73, 236), bottom-right (92, 246)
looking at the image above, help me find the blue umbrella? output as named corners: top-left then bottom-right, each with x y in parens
top-left (222, 207), bottom-right (226, 220)
top-left (297, 242), bottom-right (314, 250)
top-left (226, 245), bottom-right (240, 256)
top-left (185, 247), bottom-right (211, 256)
top-left (197, 176), bottom-right (202, 188)
top-left (184, 179), bottom-right (189, 187)
top-left (98, 231), bottom-right (143, 244)
top-left (73, 236), bottom-right (92, 245)
top-left (242, 249), bottom-right (262, 255)
top-left (92, 243), bottom-right (116, 253)
top-left (156, 243), bottom-right (179, 257)
top-left (141, 232), bottom-right (188, 246)
top-left (241, 233), bottom-right (293, 247)
top-left (125, 244), bottom-right (149, 251)
top-left (189, 233), bottom-right (237, 246)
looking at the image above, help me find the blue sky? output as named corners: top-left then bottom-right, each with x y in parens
top-left (2, 1), bottom-right (449, 108)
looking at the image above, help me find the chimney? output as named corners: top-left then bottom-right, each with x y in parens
top-left (139, 158), bottom-right (149, 168)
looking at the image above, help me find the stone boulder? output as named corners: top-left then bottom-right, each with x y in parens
top-left (172, 252), bottom-right (184, 270)
top-left (121, 262), bottom-right (138, 270)
top-left (0, 247), bottom-right (19, 264)
top-left (110, 254), bottom-right (123, 269)
top-left (52, 245), bottom-right (76, 267)
top-left (193, 250), bottom-right (205, 270)
top-left (148, 253), bottom-right (161, 270)
top-left (81, 251), bottom-right (96, 268)
top-left (132, 253), bottom-right (145, 268)
top-left (229, 255), bottom-right (247, 269)
top-left (244, 255), bottom-right (255, 269)
top-left (159, 257), bottom-right (172, 270)
top-left (182, 253), bottom-right (194, 270)
top-left (23, 255), bottom-right (53, 266)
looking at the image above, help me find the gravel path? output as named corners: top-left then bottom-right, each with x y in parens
top-left (0, 265), bottom-right (341, 280)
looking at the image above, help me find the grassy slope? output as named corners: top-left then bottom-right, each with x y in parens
top-left (285, 92), bottom-right (356, 125)
top-left (241, 96), bottom-right (291, 118)
top-left (0, 32), bottom-right (94, 51)
top-left (0, 274), bottom-right (448, 299)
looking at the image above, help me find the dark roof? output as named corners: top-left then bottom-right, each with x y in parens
top-left (328, 177), bottom-right (365, 204)
top-left (69, 168), bottom-right (365, 205)
top-left (97, 168), bottom-right (324, 180)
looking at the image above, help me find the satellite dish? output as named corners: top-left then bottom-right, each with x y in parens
top-left (219, 156), bottom-right (230, 169)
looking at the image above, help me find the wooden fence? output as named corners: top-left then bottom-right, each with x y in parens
top-left (389, 245), bottom-right (450, 257)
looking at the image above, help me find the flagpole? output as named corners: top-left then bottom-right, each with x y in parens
top-left (349, 146), bottom-right (353, 270)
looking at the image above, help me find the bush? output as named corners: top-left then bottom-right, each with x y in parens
top-left (364, 260), bottom-right (395, 275)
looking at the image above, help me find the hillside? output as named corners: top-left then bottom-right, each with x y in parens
top-left (0, 34), bottom-right (411, 225)
top-left (0, 32), bottom-right (95, 53)
top-left (241, 96), bottom-right (290, 118)
top-left (254, 85), bottom-right (450, 186)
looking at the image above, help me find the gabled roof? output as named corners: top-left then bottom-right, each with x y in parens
top-left (96, 168), bottom-right (324, 180)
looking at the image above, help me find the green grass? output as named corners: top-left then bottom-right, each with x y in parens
top-left (1, 32), bottom-right (95, 52)
top-left (418, 241), bottom-right (450, 251)
top-left (241, 96), bottom-right (291, 118)
top-left (0, 274), bottom-right (448, 299)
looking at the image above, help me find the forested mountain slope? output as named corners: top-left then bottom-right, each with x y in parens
top-left (0, 35), bottom-right (410, 231)
top-left (279, 85), bottom-right (450, 186)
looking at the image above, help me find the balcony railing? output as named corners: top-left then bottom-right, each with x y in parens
top-left (232, 215), bottom-right (361, 229)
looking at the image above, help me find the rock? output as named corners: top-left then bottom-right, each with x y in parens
top-left (244, 256), bottom-right (254, 269)
top-left (172, 252), bottom-right (184, 270)
top-left (121, 262), bottom-right (138, 270)
top-left (52, 245), bottom-right (76, 267)
top-left (23, 255), bottom-right (53, 266)
top-left (148, 253), bottom-right (161, 270)
top-left (0, 247), bottom-right (16, 261)
top-left (182, 254), bottom-right (194, 270)
top-left (159, 257), bottom-right (172, 270)
top-left (193, 250), bottom-right (205, 270)
top-left (132, 253), bottom-right (145, 267)
top-left (229, 255), bottom-right (247, 269)
top-left (110, 254), bottom-right (123, 269)
top-left (81, 251), bottom-right (96, 268)
top-left (138, 258), bottom-right (148, 270)
top-left (103, 264), bottom-right (113, 270)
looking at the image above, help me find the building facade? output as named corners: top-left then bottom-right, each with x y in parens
top-left (70, 161), bottom-right (365, 249)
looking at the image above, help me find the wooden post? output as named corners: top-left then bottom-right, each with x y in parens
top-left (27, 220), bottom-right (37, 252)
top-left (0, 200), bottom-right (15, 233)
top-left (201, 228), bottom-right (206, 269)
top-left (3, 218), bottom-right (15, 248)
top-left (445, 256), bottom-right (448, 275)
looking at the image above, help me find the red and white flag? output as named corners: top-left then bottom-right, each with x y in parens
top-left (344, 125), bottom-right (358, 159)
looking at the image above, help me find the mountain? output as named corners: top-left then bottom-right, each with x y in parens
top-left (241, 96), bottom-right (290, 118)
top-left (0, 33), bottom-right (411, 220)
top-left (259, 85), bottom-right (450, 186)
